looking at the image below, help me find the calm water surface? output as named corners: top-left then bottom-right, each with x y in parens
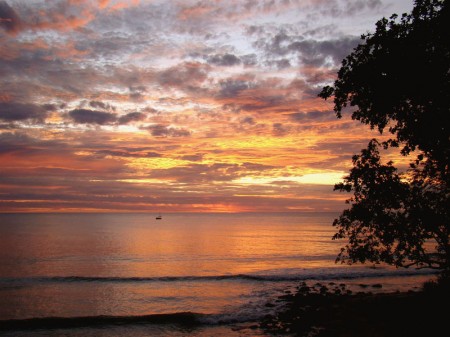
top-left (0, 213), bottom-right (435, 336)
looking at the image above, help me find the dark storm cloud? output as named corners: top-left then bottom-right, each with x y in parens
top-left (207, 53), bottom-right (241, 66)
top-left (0, 102), bottom-right (52, 122)
top-left (145, 124), bottom-right (191, 137)
top-left (69, 109), bottom-right (117, 125)
top-left (0, 1), bottom-right (21, 33)
top-left (118, 112), bottom-right (146, 124)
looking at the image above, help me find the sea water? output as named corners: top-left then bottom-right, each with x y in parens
top-left (0, 213), bottom-right (436, 336)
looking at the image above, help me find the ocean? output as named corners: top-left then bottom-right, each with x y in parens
top-left (0, 213), bottom-right (436, 336)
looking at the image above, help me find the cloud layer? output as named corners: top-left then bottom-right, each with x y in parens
top-left (0, 0), bottom-right (413, 213)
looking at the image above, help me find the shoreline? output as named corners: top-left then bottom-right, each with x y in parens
top-left (0, 278), bottom-right (447, 336)
top-left (258, 278), bottom-right (449, 336)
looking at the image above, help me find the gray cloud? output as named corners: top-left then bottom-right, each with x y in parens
top-left (180, 153), bottom-right (204, 161)
top-left (252, 25), bottom-right (361, 68)
top-left (145, 124), bottom-right (191, 137)
top-left (314, 140), bottom-right (369, 154)
top-left (150, 161), bottom-right (275, 183)
top-left (0, 132), bottom-right (35, 154)
top-left (89, 101), bottom-right (115, 111)
top-left (241, 54), bottom-right (258, 66)
top-left (288, 79), bottom-right (322, 98)
top-left (0, 1), bottom-right (21, 33)
top-left (317, 0), bottom-right (383, 17)
top-left (95, 149), bottom-right (162, 159)
top-left (240, 95), bottom-right (287, 112)
top-left (266, 58), bottom-right (291, 69)
top-left (158, 62), bottom-right (209, 90)
top-left (69, 109), bottom-right (117, 125)
top-left (241, 116), bottom-right (256, 125)
top-left (118, 112), bottom-right (146, 124)
top-left (289, 110), bottom-right (335, 123)
top-left (288, 36), bottom-right (361, 66)
top-left (69, 109), bottom-right (147, 125)
top-left (129, 86), bottom-right (147, 101)
top-left (217, 79), bottom-right (252, 98)
top-left (272, 122), bottom-right (291, 136)
top-left (0, 131), bottom-right (69, 156)
top-left (0, 102), bottom-right (52, 122)
top-left (207, 53), bottom-right (241, 66)
top-left (0, 53), bottom-right (112, 102)
top-left (0, 0), bottom-right (415, 213)
top-left (222, 103), bottom-right (242, 113)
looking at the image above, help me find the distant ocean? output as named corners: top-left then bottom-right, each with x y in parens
top-left (0, 213), bottom-right (436, 336)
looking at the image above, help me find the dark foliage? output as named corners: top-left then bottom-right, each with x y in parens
top-left (320, 0), bottom-right (450, 275)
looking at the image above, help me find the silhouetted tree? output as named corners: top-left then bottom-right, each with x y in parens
top-left (319, 0), bottom-right (450, 276)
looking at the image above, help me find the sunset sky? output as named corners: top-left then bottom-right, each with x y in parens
top-left (0, 0), bottom-right (414, 213)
